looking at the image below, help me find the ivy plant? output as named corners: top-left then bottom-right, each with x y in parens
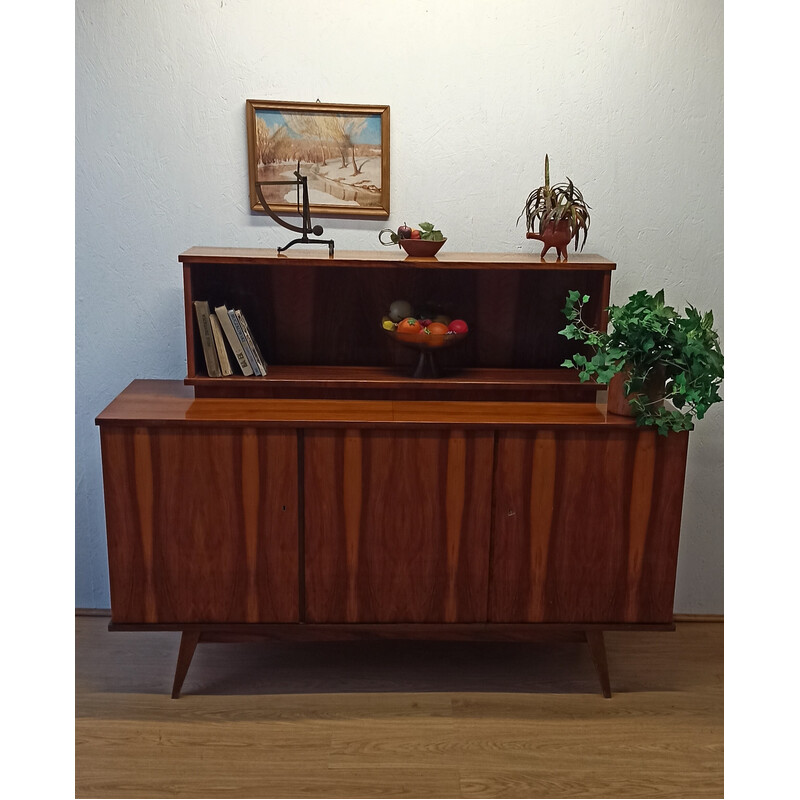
top-left (559, 289), bottom-right (724, 435)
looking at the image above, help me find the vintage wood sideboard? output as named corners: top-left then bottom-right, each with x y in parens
top-left (96, 248), bottom-right (689, 698)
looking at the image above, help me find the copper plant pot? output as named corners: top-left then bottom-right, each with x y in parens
top-left (607, 365), bottom-right (666, 417)
top-left (526, 219), bottom-right (573, 261)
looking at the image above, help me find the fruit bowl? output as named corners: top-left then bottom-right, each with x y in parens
top-left (385, 329), bottom-right (467, 350)
top-left (384, 328), bottom-right (468, 378)
top-left (399, 237), bottom-right (447, 257)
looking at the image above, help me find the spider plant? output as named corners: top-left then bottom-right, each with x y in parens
top-left (518, 154), bottom-right (591, 252)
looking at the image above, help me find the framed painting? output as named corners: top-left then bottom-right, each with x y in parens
top-left (246, 100), bottom-right (390, 218)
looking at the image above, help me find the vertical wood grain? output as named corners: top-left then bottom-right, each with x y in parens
top-left (490, 429), bottom-right (687, 623)
top-left (636, 431), bottom-right (690, 620)
top-left (598, 270), bottom-right (612, 330)
top-left (527, 431), bottom-right (557, 620)
top-left (267, 264), bottom-right (316, 364)
top-left (625, 431), bottom-right (657, 621)
top-left (132, 428), bottom-right (157, 623)
top-left (182, 264), bottom-right (197, 378)
top-left (304, 429), bottom-right (494, 623)
top-left (343, 429), bottom-right (363, 620)
top-left (100, 426), bottom-right (299, 623)
top-left (444, 432), bottom-right (467, 622)
top-left (475, 271), bottom-right (521, 366)
top-left (240, 427), bottom-right (260, 623)
top-left (100, 429), bottom-right (150, 624)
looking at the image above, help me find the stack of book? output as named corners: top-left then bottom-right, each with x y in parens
top-left (193, 301), bottom-right (268, 377)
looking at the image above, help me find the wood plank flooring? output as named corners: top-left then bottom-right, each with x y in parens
top-left (76, 617), bottom-right (723, 798)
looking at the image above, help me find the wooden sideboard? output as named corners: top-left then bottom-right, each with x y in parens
top-left (96, 249), bottom-right (689, 698)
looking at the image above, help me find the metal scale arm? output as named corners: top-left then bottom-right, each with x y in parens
top-left (254, 163), bottom-right (335, 256)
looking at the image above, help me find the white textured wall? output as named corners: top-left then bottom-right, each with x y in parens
top-left (76, 0), bottom-right (723, 612)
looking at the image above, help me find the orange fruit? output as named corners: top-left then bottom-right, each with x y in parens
top-left (426, 322), bottom-right (449, 336)
top-left (396, 317), bottom-right (422, 334)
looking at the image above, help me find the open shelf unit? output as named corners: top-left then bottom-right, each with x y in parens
top-left (179, 247), bottom-right (615, 400)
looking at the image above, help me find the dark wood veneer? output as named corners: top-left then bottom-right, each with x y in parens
top-left (488, 429), bottom-right (689, 624)
top-left (100, 424), bottom-right (299, 624)
top-left (304, 428), bottom-right (494, 623)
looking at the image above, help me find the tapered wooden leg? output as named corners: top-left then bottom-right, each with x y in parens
top-left (585, 630), bottom-right (612, 698)
top-left (171, 631), bottom-right (200, 699)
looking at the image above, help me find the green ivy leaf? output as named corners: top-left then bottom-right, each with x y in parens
top-left (558, 325), bottom-right (575, 339)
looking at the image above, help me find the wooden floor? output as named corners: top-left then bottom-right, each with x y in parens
top-left (76, 617), bottom-right (723, 799)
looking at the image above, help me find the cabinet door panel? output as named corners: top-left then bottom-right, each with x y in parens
top-left (304, 429), bottom-right (494, 622)
top-left (101, 426), bottom-right (299, 623)
top-left (489, 429), bottom-right (688, 623)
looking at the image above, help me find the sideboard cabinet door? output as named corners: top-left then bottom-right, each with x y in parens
top-left (489, 429), bottom-right (689, 624)
top-left (303, 428), bottom-right (494, 622)
top-left (100, 426), bottom-right (299, 624)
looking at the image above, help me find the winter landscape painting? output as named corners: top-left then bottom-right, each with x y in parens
top-left (247, 100), bottom-right (390, 218)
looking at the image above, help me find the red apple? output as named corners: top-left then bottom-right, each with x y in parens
top-left (448, 319), bottom-right (468, 334)
top-left (397, 222), bottom-right (412, 239)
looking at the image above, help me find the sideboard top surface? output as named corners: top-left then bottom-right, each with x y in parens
top-left (96, 379), bottom-right (646, 430)
top-left (179, 247), bottom-right (616, 271)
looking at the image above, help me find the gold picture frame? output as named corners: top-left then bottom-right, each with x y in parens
top-left (246, 99), bottom-right (390, 218)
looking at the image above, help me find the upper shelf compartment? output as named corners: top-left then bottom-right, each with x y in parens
top-left (180, 248), bottom-right (615, 400)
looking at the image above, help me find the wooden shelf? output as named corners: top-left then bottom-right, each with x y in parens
top-left (98, 379), bottom-right (630, 430)
top-left (180, 247), bottom-right (616, 271)
top-left (185, 366), bottom-right (603, 401)
top-left (187, 365), bottom-right (592, 386)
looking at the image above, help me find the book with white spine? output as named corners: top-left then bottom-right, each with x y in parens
top-left (214, 303), bottom-right (254, 376)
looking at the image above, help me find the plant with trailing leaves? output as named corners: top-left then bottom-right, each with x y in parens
top-left (559, 289), bottom-right (723, 435)
top-left (518, 154), bottom-right (591, 252)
